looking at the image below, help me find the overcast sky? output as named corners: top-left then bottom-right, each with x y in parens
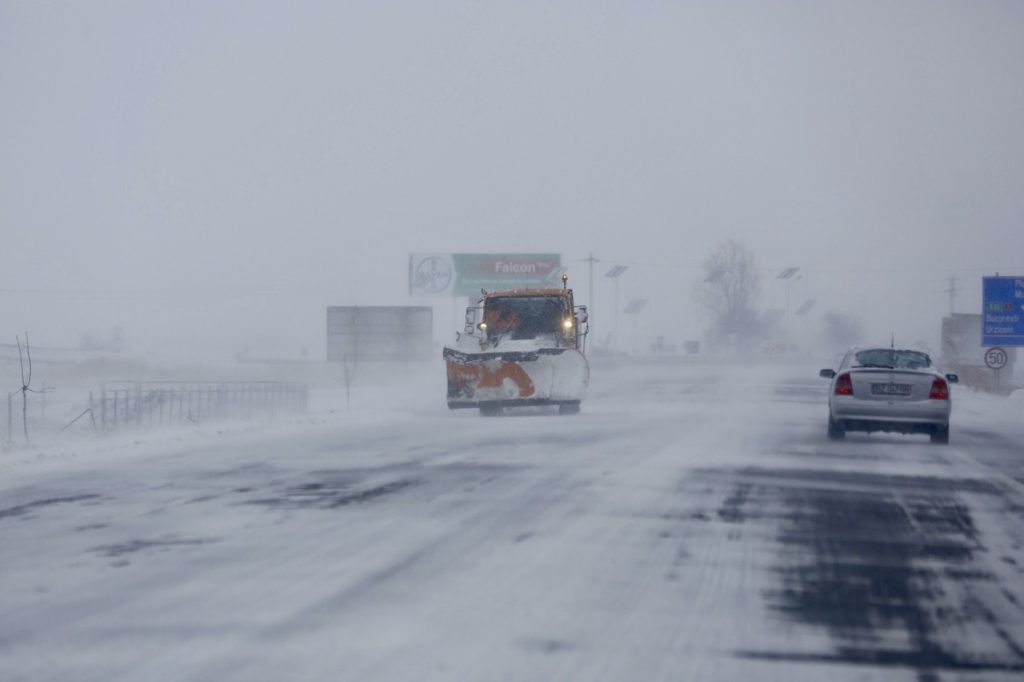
top-left (2, 1), bottom-right (1023, 358)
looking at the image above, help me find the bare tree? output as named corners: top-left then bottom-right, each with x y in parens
top-left (693, 241), bottom-right (762, 342)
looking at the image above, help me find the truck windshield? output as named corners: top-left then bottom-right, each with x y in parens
top-left (483, 296), bottom-right (567, 340)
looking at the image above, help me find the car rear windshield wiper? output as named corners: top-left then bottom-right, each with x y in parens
top-left (855, 363), bottom-right (895, 369)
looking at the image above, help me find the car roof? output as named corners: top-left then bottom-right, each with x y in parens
top-left (847, 346), bottom-right (930, 354)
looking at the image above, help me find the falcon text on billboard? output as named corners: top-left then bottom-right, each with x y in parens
top-left (495, 261), bottom-right (538, 274)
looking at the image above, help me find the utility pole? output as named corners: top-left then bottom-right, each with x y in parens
top-left (944, 276), bottom-right (958, 316)
top-left (583, 252), bottom-right (599, 313)
top-left (583, 253), bottom-right (599, 344)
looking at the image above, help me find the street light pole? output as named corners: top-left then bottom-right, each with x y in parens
top-left (777, 266), bottom-right (800, 324)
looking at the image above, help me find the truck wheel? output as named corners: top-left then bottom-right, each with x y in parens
top-left (479, 404), bottom-right (502, 417)
top-left (559, 401), bottom-right (580, 415)
top-left (827, 415), bottom-right (845, 440)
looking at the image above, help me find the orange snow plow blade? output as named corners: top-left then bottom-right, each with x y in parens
top-left (443, 347), bottom-right (588, 410)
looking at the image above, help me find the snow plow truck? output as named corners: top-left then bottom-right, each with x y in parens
top-left (443, 275), bottom-right (589, 415)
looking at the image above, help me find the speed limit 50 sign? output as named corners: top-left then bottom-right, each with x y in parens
top-left (984, 347), bottom-right (1008, 370)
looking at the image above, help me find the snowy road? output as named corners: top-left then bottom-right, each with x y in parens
top-left (3, 361), bottom-right (1024, 681)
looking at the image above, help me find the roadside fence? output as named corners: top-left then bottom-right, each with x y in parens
top-left (94, 381), bottom-right (308, 432)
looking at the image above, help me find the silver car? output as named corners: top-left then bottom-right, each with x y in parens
top-left (819, 347), bottom-right (959, 444)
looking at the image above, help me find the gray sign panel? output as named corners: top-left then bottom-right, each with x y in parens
top-left (327, 306), bottom-right (433, 362)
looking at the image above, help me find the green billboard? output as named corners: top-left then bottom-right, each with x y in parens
top-left (409, 254), bottom-right (563, 297)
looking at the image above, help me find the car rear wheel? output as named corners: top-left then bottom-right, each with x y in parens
top-left (930, 425), bottom-right (949, 444)
top-left (827, 415), bottom-right (845, 440)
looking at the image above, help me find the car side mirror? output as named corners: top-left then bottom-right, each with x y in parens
top-left (945, 373), bottom-right (959, 384)
top-left (819, 369), bottom-right (836, 379)
top-left (575, 305), bottom-right (588, 324)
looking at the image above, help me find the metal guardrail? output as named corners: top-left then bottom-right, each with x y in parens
top-left (95, 381), bottom-right (308, 431)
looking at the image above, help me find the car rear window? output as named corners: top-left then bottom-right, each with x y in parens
top-left (851, 349), bottom-right (931, 370)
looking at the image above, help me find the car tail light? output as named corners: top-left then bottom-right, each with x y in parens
top-left (929, 378), bottom-right (949, 400)
top-left (834, 373), bottom-right (853, 396)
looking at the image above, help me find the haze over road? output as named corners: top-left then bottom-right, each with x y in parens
top-left (3, 360), bottom-right (1023, 681)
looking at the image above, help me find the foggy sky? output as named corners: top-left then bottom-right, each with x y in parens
top-left (3, 1), bottom-right (1023, 358)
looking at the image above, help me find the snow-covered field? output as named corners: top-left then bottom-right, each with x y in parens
top-left (3, 359), bottom-right (1023, 681)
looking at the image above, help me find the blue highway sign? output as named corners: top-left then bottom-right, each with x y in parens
top-left (982, 276), bottom-right (1024, 347)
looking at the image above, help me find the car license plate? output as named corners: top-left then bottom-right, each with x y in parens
top-left (871, 382), bottom-right (911, 396)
